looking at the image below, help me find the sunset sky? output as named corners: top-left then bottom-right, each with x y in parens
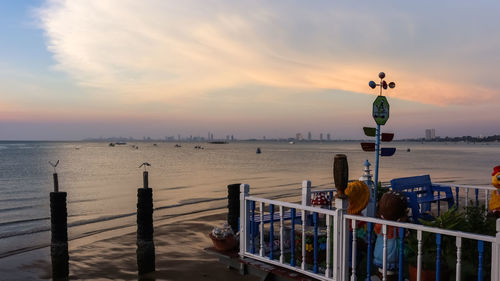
top-left (1, 1), bottom-right (499, 140)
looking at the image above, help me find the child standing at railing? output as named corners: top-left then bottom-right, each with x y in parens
top-left (373, 191), bottom-right (408, 281)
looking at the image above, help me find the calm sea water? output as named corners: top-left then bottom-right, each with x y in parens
top-left (0, 141), bottom-right (498, 259)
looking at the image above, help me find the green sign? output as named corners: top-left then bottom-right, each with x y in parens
top-left (372, 96), bottom-right (390, 125)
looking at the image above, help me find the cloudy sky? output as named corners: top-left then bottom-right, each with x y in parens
top-left (0, 0), bottom-right (499, 140)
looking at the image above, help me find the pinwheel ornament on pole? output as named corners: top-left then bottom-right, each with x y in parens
top-left (361, 72), bottom-right (396, 206)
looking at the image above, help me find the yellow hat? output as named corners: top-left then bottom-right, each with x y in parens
top-left (345, 181), bottom-right (370, 215)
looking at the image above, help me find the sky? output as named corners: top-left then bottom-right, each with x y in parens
top-left (0, 0), bottom-right (499, 140)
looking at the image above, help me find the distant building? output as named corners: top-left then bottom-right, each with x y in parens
top-left (425, 129), bottom-right (436, 140)
top-left (308, 132), bottom-right (312, 141)
top-left (327, 133), bottom-right (331, 141)
top-left (296, 133), bottom-right (303, 141)
top-left (320, 133), bottom-right (323, 141)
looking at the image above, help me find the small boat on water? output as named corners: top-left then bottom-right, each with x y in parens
top-left (109, 143), bottom-right (115, 147)
top-left (115, 142), bottom-right (127, 145)
top-left (407, 148), bottom-right (411, 152)
top-left (289, 141), bottom-right (295, 144)
top-left (175, 144), bottom-right (182, 148)
top-left (256, 147), bottom-right (261, 154)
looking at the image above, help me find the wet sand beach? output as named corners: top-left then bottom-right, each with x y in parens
top-left (17, 212), bottom-right (258, 280)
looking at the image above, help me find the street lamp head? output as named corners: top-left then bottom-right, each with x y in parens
top-left (369, 81), bottom-right (377, 89)
top-left (382, 80), bottom-right (388, 90)
top-left (378, 72), bottom-right (385, 79)
top-left (389, 82), bottom-right (396, 89)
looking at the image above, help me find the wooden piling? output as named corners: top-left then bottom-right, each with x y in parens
top-left (50, 172), bottom-right (69, 281)
top-left (333, 154), bottom-right (349, 198)
top-left (137, 171), bottom-right (155, 275)
top-left (227, 183), bottom-right (241, 233)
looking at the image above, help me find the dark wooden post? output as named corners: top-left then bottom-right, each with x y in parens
top-left (227, 183), bottom-right (241, 233)
top-left (50, 172), bottom-right (69, 281)
top-left (137, 170), bottom-right (155, 275)
top-left (333, 154), bottom-right (349, 198)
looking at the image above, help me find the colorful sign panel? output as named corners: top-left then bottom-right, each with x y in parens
top-left (372, 96), bottom-right (390, 125)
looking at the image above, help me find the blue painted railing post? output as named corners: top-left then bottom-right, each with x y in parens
top-left (290, 208), bottom-right (296, 267)
top-left (478, 240), bottom-right (484, 281)
top-left (239, 184), bottom-right (250, 258)
top-left (436, 234), bottom-right (442, 281)
top-left (250, 201), bottom-right (256, 254)
top-left (269, 204), bottom-right (274, 260)
top-left (475, 189), bottom-right (479, 207)
top-left (313, 212), bottom-right (318, 273)
top-left (374, 124), bottom-right (381, 203)
top-left (366, 222), bottom-right (373, 281)
top-left (398, 227), bottom-right (404, 281)
top-left (437, 192), bottom-right (441, 216)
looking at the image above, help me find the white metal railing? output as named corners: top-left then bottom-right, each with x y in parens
top-left (240, 183), bottom-right (350, 281)
top-left (239, 181), bottom-right (500, 281)
top-left (344, 214), bottom-right (499, 281)
top-left (435, 183), bottom-right (496, 209)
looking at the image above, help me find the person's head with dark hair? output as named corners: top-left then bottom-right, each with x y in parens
top-left (378, 191), bottom-right (408, 221)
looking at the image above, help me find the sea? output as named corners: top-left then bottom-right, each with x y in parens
top-left (0, 141), bottom-right (498, 266)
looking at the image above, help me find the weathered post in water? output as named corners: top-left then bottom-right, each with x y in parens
top-left (333, 154), bottom-right (348, 198)
top-left (227, 183), bottom-right (241, 234)
top-left (49, 160), bottom-right (69, 281)
top-left (137, 162), bottom-right (155, 275)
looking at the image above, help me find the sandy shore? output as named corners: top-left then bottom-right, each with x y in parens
top-left (14, 212), bottom-right (258, 281)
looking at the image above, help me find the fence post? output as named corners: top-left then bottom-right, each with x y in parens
top-left (50, 171), bottom-right (69, 281)
top-left (333, 197), bottom-right (349, 281)
top-left (492, 218), bottom-right (500, 280)
top-left (302, 180), bottom-right (311, 206)
top-left (137, 169), bottom-right (155, 275)
top-left (239, 184), bottom-right (250, 258)
top-left (227, 183), bottom-right (241, 233)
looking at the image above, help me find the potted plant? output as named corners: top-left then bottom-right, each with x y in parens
top-left (405, 203), bottom-right (496, 281)
top-left (453, 203), bottom-right (496, 280)
top-left (405, 208), bottom-right (463, 281)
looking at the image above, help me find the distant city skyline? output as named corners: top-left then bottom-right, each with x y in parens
top-left (1, 1), bottom-right (500, 140)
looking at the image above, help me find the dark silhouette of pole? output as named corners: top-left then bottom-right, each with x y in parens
top-left (333, 154), bottom-right (349, 198)
top-left (137, 163), bottom-right (155, 275)
top-left (49, 160), bottom-right (69, 281)
top-left (227, 183), bottom-right (241, 233)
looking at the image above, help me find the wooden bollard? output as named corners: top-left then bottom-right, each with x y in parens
top-left (137, 171), bottom-right (155, 275)
top-left (227, 183), bottom-right (241, 233)
top-left (333, 154), bottom-right (349, 198)
top-left (50, 172), bottom-right (69, 281)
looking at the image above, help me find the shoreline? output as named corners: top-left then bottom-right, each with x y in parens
top-left (2, 211), bottom-right (259, 280)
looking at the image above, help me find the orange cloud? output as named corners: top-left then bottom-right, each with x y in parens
top-left (36, 0), bottom-right (500, 108)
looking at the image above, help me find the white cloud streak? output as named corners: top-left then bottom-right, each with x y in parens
top-left (37, 0), bottom-right (500, 107)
